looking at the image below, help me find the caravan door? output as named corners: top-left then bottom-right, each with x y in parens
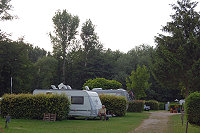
top-left (89, 96), bottom-right (102, 117)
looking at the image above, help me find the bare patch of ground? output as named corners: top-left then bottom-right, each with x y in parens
top-left (130, 111), bottom-right (178, 133)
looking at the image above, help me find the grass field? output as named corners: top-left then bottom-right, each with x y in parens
top-left (167, 114), bottom-right (200, 133)
top-left (0, 112), bottom-right (149, 133)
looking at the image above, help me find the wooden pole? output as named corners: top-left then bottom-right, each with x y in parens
top-left (185, 121), bottom-right (188, 133)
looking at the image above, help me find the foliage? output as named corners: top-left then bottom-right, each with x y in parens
top-left (151, 0), bottom-right (200, 97)
top-left (185, 92), bottom-right (200, 126)
top-left (28, 46), bottom-right (47, 63)
top-left (126, 65), bottom-right (151, 99)
top-left (158, 102), bottom-right (165, 110)
top-left (33, 56), bottom-right (58, 89)
top-left (81, 19), bottom-right (103, 67)
top-left (83, 78), bottom-right (122, 90)
top-left (50, 10), bottom-right (79, 84)
top-left (0, 0), bottom-right (14, 21)
top-left (1, 94), bottom-right (70, 120)
top-left (113, 45), bottom-right (153, 88)
top-left (0, 40), bottom-right (34, 95)
top-left (127, 100), bottom-right (144, 112)
top-left (0, 0), bottom-right (15, 40)
top-left (145, 100), bottom-right (159, 110)
top-left (99, 94), bottom-right (127, 116)
top-left (145, 77), bottom-right (183, 102)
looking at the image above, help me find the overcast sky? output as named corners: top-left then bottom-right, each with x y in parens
top-left (1, 0), bottom-right (200, 53)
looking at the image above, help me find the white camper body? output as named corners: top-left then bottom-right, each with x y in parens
top-left (33, 89), bottom-right (102, 117)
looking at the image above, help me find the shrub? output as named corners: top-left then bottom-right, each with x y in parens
top-left (185, 92), bottom-right (200, 126)
top-left (83, 78), bottom-right (122, 89)
top-left (127, 100), bottom-right (144, 112)
top-left (99, 94), bottom-right (127, 116)
top-left (145, 100), bottom-right (159, 110)
top-left (159, 102), bottom-right (165, 110)
top-left (1, 94), bottom-right (70, 120)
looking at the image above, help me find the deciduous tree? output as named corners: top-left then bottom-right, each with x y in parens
top-left (50, 10), bottom-right (79, 84)
top-left (126, 65), bottom-right (151, 100)
top-left (151, 0), bottom-right (200, 97)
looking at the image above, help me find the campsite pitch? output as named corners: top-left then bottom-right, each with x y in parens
top-left (0, 112), bottom-right (148, 133)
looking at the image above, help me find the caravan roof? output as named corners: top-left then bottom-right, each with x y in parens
top-left (91, 88), bottom-right (130, 101)
top-left (33, 89), bottom-right (99, 97)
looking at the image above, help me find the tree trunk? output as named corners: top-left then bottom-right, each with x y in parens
top-left (63, 55), bottom-right (66, 84)
top-left (185, 87), bottom-right (189, 98)
top-left (181, 109), bottom-right (184, 126)
top-left (62, 43), bottom-right (66, 84)
top-left (185, 121), bottom-right (188, 133)
top-left (185, 83), bottom-right (189, 133)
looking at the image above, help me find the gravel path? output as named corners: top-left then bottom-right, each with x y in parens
top-left (130, 112), bottom-right (178, 133)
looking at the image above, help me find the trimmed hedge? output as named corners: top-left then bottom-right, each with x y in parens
top-left (185, 92), bottom-right (200, 126)
top-left (159, 102), bottom-right (165, 110)
top-left (127, 100), bottom-right (144, 112)
top-left (145, 100), bottom-right (159, 110)
top-left (1, 94), bottom-right (70, 120)
top-left (99, 94), bottom-right (127, 116)
top-left (83, 78), bottom-right (122, 90)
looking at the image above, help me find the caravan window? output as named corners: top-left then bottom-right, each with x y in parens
top-left (71, 96), bottom-right (84, 104)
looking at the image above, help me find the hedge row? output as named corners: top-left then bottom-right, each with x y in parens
top-left (1, 94), bottom-right (70, 120)
top-left (185, 92), bottom-right (200, 126)
top-left (159, 102), bottom-right (165, 110)
top-left (99, 94), bottom-right (127, 116)
top-left (127, 100), bottom-right (144, 112)
top-left (145, 100), bottom-right (159, 110)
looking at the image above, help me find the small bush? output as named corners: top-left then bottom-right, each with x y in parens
top-left (1, 94), bottom-right (70, 120)
top-left (127, 100), bottom-right (144, 112)
top-left (83, 78), bottom-right (122, 89)
top-left (99, 94), bottom-right (127, 116)
top-left (145, 100), bottom-right (159, 110)
top-left (159, 102), bottom-right (165, 110)
top-left (185, 92), bottom-right (200, 126)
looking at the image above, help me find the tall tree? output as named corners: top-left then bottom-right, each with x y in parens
top-left (126, 65), bottom-right (151, 100)
top-left (81, 19), bottom-right (103, 67)
top-left (151, 0), bottom-right (200, 97)
top-left (50, 10), bottom-right (79, 84)
top-left (80, 19), bottom-right (104, 80)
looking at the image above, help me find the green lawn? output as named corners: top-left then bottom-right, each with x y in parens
top-left (167, 114), bottom-right (200, 133)
top-left (0, 112), bottom-right (149, 133)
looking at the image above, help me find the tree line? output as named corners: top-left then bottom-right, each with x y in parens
top-left (1, 0), bottom-right (200, 102)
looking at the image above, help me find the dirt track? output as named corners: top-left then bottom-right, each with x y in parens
top-left (130, 112), bottom-right (177, 133)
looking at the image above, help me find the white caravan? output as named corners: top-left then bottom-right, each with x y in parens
top-left (33, 89), bottom-right (102, 118)
top-left (89, 88), bottom-right (131, 101)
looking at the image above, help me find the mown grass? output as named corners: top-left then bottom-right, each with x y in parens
top-left (0, 112), bottom-right (149, 133)
top-left (167, 114), bottom-right (200, 133)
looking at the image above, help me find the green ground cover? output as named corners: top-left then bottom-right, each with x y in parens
top-left (0, 112), bottom-right (149, 133)
top-left (167, 114), bottom-right (200, 133)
